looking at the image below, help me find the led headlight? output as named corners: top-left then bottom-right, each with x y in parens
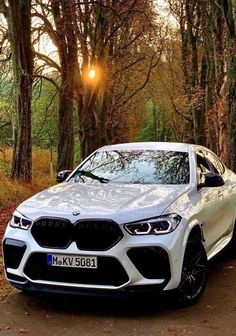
top-left (124, 214), bottom-right (181, 235)
top-left (10, 212), bottom-right (32, 230)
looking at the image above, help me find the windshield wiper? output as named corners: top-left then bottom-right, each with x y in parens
top-left (75, 170), bottom-right (109, 183)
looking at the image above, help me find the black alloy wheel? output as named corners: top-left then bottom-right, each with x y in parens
top-left (227, 221), bottom-right (236, 255)
top-left (177, 238), bottom-right (208, 306)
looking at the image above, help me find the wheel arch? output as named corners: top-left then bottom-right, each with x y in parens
top-left (164, 221), bottom-right (205, 291)
top-left (188, 224), bottom-right (204, 242)
top-left (181, 220), bottom-right (205, 251)
top-left (181, 222), bottom-right (206, 275)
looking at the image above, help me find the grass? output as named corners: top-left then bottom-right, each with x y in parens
top-left (0, 148), bottom-right (55, 209)
top-left (0, 148), bottom-right (57, 299)
top-left (0, 257), bottom-right (12, 300)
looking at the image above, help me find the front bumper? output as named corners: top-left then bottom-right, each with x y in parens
top-left (3, 221), bottom-right (186, 293)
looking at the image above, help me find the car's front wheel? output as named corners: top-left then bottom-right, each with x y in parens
top-left (227, 221), bottom-right (236, 255)
top-left (176, 238), bottom-right (208, 306)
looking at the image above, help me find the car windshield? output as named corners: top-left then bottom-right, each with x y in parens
top-left (70, 150), bottom-right (190, 185)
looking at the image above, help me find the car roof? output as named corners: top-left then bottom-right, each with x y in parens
top-left (99, 142), bottom-right (197, 153)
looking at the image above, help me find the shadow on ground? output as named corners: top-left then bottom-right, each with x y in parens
top-left (16, 245), bottom-right (236, 317)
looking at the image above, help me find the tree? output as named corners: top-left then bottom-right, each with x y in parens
top-left (33, 0), bottom-right (77, 171)
top-left (0, 0), bottom-right (33, 182)
top-left (75, 0), bottom-right (163, 158)
top-left (34, 0), bottom-right (163, 162)
top-left (166, 0), bottom-right (236, 170)
top-left (218, 0), bottom-right (236, 170)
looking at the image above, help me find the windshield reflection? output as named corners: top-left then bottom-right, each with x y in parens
top-left (70, 150), bottom-right (190, 185)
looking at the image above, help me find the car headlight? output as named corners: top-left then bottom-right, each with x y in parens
top-left (10, 212), bottom-right (32, 230)
top-left (124, 214), bottom-right (181, 235)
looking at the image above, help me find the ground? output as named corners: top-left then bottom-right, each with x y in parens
top-left (1, 208), bottom-right (236, 335)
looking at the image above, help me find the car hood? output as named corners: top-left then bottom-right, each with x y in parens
top-left (17, 182), bottom-right (190, 224)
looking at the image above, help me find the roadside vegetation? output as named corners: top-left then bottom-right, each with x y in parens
top-left (0, 149), bottom-right (55, 298)
top-left (0, 149), bottom-right (55, 209)
top-left (0, 257), bottom-right (12, 300)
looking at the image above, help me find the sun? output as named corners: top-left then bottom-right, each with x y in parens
top-left (88, 69), bottom-right (96, 79)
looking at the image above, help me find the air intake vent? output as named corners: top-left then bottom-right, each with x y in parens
top-left (24, 253), bottom-right (129, 287)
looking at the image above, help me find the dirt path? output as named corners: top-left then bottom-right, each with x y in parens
top-left (1, 207), bottom-right (236, 335)
top-left (0, 250), bottom-right (236, 336)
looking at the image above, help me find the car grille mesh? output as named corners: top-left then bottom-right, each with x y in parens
top-left (24, 253), bottom-right (129, 287)
top-left (31, 218), bottom-right (123, 250)
top-left (31, 218), bottom-right (72, 248)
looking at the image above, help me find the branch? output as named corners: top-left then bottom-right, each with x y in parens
top-left (121, 48), bottom-right (163, 106)
top-left (34, 51), bottom-right (61, 72)
top-left (121, 27), bottom-right (145, 51)
top-left (112, 85), bottom-right (128, 109)
top-left (32, 12), bottom-right (60, 48)
top-left (33, 89), bottom-right (58, 140)
top-left (113, 56), bottom-right (145, 77)
top-left (208, 0), bottom-right (222, 12)
top-left (200, 2), bottom-right (218, 35)
top-left (168, 90), bottom-right (192, 122)
top-left (33, 74), bottom-right (60, 91)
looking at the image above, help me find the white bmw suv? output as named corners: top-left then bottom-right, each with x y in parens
top-left (3, 142), bottom-right (236, 305)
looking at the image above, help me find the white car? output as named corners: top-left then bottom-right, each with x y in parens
top-left (3, 142), bottom-right (236, 305)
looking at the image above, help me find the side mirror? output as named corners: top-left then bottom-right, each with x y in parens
top-left (199, 172), bottom-right (225, 189)
top-left (56, 170), bottom-right (72, 183)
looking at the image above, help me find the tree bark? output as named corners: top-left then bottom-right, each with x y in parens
top-left (7, 0), bottom-right (33, 182)
top-left (51, 0), bottom-right (77, 171)
top-left (226, 37), bottom-right (236, 170)
top-left (57, 79), bottom-right (75, 171)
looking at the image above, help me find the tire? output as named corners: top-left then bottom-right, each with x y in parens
top-left (228, 221), bottom-right (236, 255)
top-left (176, 238), bottom-right (208, 306)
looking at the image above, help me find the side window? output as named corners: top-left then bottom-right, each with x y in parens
top-left (206, 151), bottom-right (225, 176)
top-left (196, 153), bottom-right (212, 184)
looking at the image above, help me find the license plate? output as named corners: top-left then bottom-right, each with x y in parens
top-left (47, 254), bottom-right (98, 269)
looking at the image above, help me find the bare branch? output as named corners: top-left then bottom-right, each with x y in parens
top-left (33, 89), bottom-right (58, 140)
top-left (34, 51), bottom-right (61, 72)
top-left (33, 74), bottom-right (60, 91)
top-left (31, 12), bottom-right (60, 48)
top-left (121, 48), bottom-right (163, 106)
top-left (113, 56), bottom-right (145, 77)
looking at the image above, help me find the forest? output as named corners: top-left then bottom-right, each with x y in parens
top-left (0, 0), bottom-right (235, 197)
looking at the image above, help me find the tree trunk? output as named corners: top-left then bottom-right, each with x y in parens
top-left (79, 90), bottom-right (100, 159)
top-left (57, 78), bottom-right (74, 171)
top-left (8, 0), bottom-right (33, 182)
top-left (227, 37), bottom-right (236, 170)
top-left (51, 0), bottom-right (77, 171)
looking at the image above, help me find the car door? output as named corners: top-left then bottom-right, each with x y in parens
top-left (205, 151), bottom-right (236, 237)
top-left (196, 151), bottom-right (226, 253)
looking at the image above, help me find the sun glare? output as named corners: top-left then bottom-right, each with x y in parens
top-left (88, 69), bottom-right (96, 79)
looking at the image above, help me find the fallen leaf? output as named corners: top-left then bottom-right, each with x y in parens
top-left (19, 328), bottom-right (30, 333)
